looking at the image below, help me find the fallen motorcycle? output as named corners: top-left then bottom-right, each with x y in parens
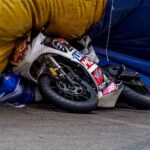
top-left (10, 32), bottom-right (121, 113)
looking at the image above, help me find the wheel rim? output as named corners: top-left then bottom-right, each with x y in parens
top-left (57, 81), bottom-right (85, 96)
top-left (48, 77), bottom-right (92, 102)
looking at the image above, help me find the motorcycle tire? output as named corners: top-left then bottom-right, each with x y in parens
top-left (38, 74), bottom-right (98, 113)
top-left (120, 85), bottom-right (150, 109)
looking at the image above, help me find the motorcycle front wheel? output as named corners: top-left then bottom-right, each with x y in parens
top-left (38, 74), bottom-right (98, 113)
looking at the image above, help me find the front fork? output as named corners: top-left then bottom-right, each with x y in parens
top-left (47, 55), bottom-right (74, 85)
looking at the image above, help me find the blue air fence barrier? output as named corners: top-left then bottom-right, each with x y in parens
top-left (89, 0), bottom-right (150, 86)
top-left (94, 47), bottom-right (150, 87)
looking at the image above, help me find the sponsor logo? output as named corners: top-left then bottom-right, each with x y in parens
top-left (72, 50), bottom-right (84, 61)
top-left (102, 82), bottom-right (117, 96)
top-left (55, 39), bottom-right (74, 51)
top-left (80, 57), bottom-right (94, 69)
top-left (52, 40), bottom-right (67, 52)
top-left (12, 39), bottom-right (28, 63)
top-left (92, 68), bottom-right (103, 87)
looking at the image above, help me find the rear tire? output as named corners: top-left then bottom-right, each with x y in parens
top-left (121, 86), bottom-right (150, 109)
top-left (38, 74), bottom-right (98, 113)
top-left (104, 64), bottom-right (150, 109)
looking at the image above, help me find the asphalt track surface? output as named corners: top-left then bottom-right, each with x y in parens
top-left (0, 103), bottom-right (150, 150)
